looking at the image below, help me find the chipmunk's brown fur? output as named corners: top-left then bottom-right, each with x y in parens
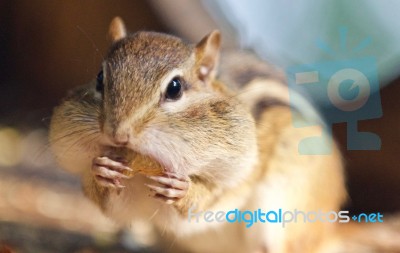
top-left (50, 17), bottom-right (399, 253)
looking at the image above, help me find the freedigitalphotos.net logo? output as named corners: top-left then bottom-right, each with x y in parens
top-left (286, 27), bottom-right (382, 155)
top-left (187, 206), bottom-right (384, 228)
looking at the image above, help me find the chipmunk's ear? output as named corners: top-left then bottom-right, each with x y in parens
top-left (109, 16), bottom-right (127, 42)
top-left (195, 30), bottom-right (221, 81)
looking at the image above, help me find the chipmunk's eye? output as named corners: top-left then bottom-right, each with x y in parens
top-left (96, 70), bottom-right (104, 92)
top-left (165, 77), bottom-right (182, 100)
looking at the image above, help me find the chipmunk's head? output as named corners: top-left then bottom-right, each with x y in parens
top-left (96, 17), bottom-right (256, 183)
top-left (98, 17), bottom-right (221, 145)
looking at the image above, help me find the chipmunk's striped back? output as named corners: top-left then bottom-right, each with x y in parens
top-left (219, 51), bottom-right (323, 129)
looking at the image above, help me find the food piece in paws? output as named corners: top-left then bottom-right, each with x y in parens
top-left (105, 147), bottom-right (164, 177)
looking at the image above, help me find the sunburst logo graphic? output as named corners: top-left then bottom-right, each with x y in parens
top-left (316, 27), bottom-right (372, 57)
top-left (286, 27), bottom-right (382, 155)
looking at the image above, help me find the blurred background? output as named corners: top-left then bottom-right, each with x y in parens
top-left (0, 0), bottom-right (399, 252)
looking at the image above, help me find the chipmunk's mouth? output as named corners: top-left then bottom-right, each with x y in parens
top-left (146, 152), bottom-right (174, 173)
top-left (131, 127), bottom-right (188, 175)
top-left (137, 147), bottom-right (177, 174)
top-left (98, 130), bottom-right (176, 175)
top-left (122, 141), bottom-right (171, 174)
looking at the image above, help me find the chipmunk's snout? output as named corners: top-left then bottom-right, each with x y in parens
top-left (112, 130), bottom-right (130, 146)
top-left (103, 122), bottom-right (131, 146)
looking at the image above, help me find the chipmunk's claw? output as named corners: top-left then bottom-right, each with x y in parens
top-left (92, 156), bottom-right (132, 189)
top-left (146, 172), bottom-right (190, 204)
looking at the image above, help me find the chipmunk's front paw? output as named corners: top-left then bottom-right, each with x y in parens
top-left (92, 156), bottom-right (133, 189)
top-left (146, 172), bottom-right (190, 204)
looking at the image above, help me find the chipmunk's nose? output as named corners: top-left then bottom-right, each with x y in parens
top-left (113, 130), bottom-right (130, 146)
top-left (104, 123), bottom-right (131, 146)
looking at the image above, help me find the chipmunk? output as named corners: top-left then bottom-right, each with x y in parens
top-left (49, 17), bottom-right (347, 253)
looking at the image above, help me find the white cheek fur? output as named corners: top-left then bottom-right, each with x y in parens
top-left (161, 92), bottom-right (214, 115)
top-left (161, 92), bottom-right (189, 113)
top-left (139, 128), bottom-right (190, 174)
